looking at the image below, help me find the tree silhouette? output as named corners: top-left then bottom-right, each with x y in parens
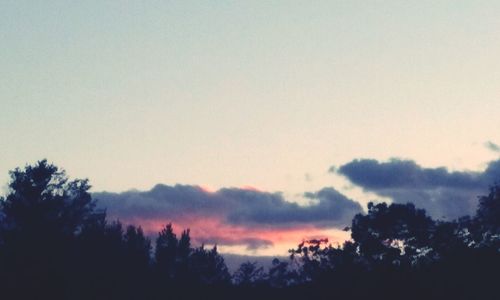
top-left (477, 184), bottom-right (500, 227)
top-left (350, 202), bottom-right (435, 268)
top-left (232, 261), bottom-right (266, 286)
top-left (176, 229), bottom-right (191, 281)
top-left (124, 225), bottom-right (152, 270)
top-left (474, 183), bottom-right (500, 250)
top-left (122, 225), bottom-right (152, 298)
top-left (267, 258), bottom-right (296, 287)
top-left (155, 223), bottom-right (178, 281)
top-left (0, 160), bottom-right (103, 299)
top-left (0, 159), bottom-right (98, 238)
top-left (188, 245), bottom-right (231, 286)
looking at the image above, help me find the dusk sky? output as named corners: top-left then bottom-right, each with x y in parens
top-left (2, 1), bottom-right (500, 255)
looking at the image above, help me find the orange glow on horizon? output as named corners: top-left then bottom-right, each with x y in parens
top-left (116, 215), bottom-right (350, 256)
top-left (197, 185), bottom-right (216, 194)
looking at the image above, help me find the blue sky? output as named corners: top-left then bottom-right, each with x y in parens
top-left (2, 1), bottom-right (500, 254)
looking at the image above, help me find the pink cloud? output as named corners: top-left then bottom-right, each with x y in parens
top-left (116, 214), bottom-right (350, 255)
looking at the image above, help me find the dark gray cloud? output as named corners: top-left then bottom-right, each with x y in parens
top-left (95, 184), bottom-right (223, 220)
top-left (336, 158), bottom-right (500, 219)
top-left (224, 187), bottom-right (362, 228)
top-left (93, 185), bottom-right (362, 248)
top-left (95, 185), bottom-right (361, 228)
top-left (485, 141), bottom-right (500, 153)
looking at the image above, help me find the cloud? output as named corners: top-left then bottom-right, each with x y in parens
top-left (485, 141), bottom-right (500, 153)
top-left (93, 185), bottom-right (362, 251)
top-left (336, 158), bottom-right (500, 219)
top-left (241, 239), bottom-right (274, 251)
top-left (223, 187), bottom-right (362, 228)
top-left (195, 236), bottom-right (273, 251)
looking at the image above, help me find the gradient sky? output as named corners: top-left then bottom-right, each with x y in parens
top-left (2, 1), bottom-right (500, 255)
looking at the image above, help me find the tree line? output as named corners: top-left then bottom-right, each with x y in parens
top-left (0, 160), bottom-right (499, 299)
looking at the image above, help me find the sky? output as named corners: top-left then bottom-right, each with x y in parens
top-left (1, 1), bottom-right (500, 256)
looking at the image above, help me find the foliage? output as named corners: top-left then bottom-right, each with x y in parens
top-left (232, 261), bottom-right (266, 286)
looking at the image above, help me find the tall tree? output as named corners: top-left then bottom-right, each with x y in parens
top-left (189, 245), bottom-right (231, 286)
top-left (0, 160), bottom-right (102, 299)
top-left (155, 223), bottom-right (178, 280)
top-left (0, 159), bottom-right (98, 238)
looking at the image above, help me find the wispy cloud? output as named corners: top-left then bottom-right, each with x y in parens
top-left (485, 141), bottom-right (500, 153)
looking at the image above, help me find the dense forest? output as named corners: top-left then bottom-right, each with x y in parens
top-left (1, 160), bottom-right (499, 300)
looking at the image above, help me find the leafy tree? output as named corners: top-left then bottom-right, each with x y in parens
top-left (476, 183), bottom-right (500, 228)
top-left (289, 238), bottom-right (361, 283)
top-left (0, 159), bottom-right (98, 239)
top-left (350, 202), bottom-right (435, 268)
top-left (189, 245), bottom-right (231, 286)
top-left (473, 184), bottom-right (500, 250)
top-left (0, 160), bottom-right (103, 299)
top-left (267, 258), bottom-right (297, 287)
top-left (232, 261), bottom-right (266, 286)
